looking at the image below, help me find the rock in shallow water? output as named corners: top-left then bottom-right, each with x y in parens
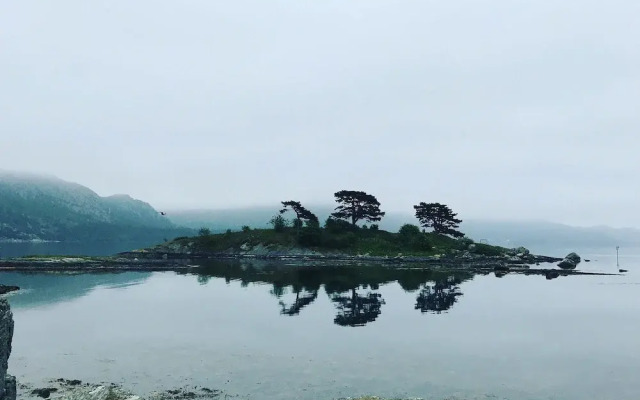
top-left (31, 388), bottom-right (57, 398)
top-left (558, 252), bottom-right (581, 270)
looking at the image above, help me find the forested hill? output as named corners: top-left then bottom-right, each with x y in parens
top-left (0, 171), bottom-right (192, 242)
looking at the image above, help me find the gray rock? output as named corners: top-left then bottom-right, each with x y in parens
top-left (566, 252), bottom-right (581, 263)
top-left (516, 246), bottom-right (530, 255)
top-left (31, 388), bottom-right (58, 398)
top-left (0, 287), bottom-right (18, 296)
top-left (63, 385), bottom-right (138, 400)
top-left (0, 299), bottom-right (15, 400)
top-left (468, 243), bottom-right (477, 252)
top-left (2, 377), bottom-right (14, 400)
top-left (558, 252), bottom-right (581, 270)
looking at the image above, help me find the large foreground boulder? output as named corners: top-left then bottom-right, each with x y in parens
top-left (558, 252), bottom-right (581, 270)
top-left (0, 299), bottom-right (15, 400)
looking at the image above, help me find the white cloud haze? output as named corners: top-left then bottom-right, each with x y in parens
top-left (1, 0), bottom-right (638, 227)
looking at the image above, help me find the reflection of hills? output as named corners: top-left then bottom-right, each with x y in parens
top-left (192, 260), bottom-right (476, 326)
top-left (0, 272), bottom-right (151, 309)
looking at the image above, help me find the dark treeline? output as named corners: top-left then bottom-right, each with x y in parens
top-left (274, 190), bottom-right (464, 238)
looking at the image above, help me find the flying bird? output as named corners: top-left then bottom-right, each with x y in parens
top-left (159, 212), bottom-right (166, 216)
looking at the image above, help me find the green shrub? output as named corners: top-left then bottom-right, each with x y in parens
top-left (322, 232), bottom-right (357, 249)
top-left (456, 236), bottom-right (474, 249)
top-left (297, 227), bottom-right (322, 246)
top-left (399, 224), bottom-right (421, 237)
top-left (474, 243), bottom-right (503, 256)
top-left (409, 234), bottom-right (432, 251)
top-left (370, 224), bottom-right (379, 231)
top-left (269, 215), bottom-right (288, 232)
top-left (198, 227), bottom-right (211, 236)
top-left (242, 225), bottom-right (251, 232)
top-left (325, 217), bottom-right (358, 233)
top-left (305, 219), bottom-right (320, 228)
top-left (292, 218), bottom-right (303, 229)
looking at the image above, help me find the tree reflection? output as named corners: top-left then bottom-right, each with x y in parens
top-left (191, 260), bottom-right (476, 323)
top-left (329, 287), bottom-right (385, 327)
top-left (415, 275), bottom-right (463, 314)
top-left (279, 288), bottom-right (319, 316)
top-left (270, 281), bottom-right (287, 298)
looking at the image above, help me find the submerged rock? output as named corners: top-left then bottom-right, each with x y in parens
top-left (558, 252), bottom-right (581, 270)
top-left (31, 388), bottom-right (58, 398)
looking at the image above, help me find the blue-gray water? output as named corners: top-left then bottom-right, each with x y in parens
top-left (1, 248), bottom-right (638, 400)
top-left (0, 240), bottom-right (161, 258)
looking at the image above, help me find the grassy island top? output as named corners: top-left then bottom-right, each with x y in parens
top-left (163, 192), bottom-right (514, 257)
top-left (169, 222), bottom-right (506, 258)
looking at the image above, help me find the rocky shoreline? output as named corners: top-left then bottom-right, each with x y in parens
top-left (0, 244), bottom-right (564, 269)
top-left (17, 379), bottom-right (416, 400)
top-left (0, 251), bottom-right (618, 279)
top-left (17, 380), bottom-right (231, 400)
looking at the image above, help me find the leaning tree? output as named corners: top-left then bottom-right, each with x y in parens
top-left (280, 201), bottom-right (319, 227)
top-left (331, 190), bottom-right (385, 226)
top-left (413, 202), bottom-right (464, 238)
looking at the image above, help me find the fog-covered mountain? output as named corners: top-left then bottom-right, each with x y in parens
top-left (460, 220), bottom-right (640, 249)
top-left (167, 205), bottom-right (640, 251)
top-left (0, 171), bottom-right (192, 242)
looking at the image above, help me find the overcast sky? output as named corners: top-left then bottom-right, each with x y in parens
top-left (1, 1), bottom-right (638, 227)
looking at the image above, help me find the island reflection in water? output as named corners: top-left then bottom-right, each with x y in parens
top-left (190, 261), bottom-right (484, 326)
top-left (5, 256), bottom-right (640, 400)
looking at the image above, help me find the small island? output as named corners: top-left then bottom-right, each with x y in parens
top-left (0, 191), bottom-right (610, 278)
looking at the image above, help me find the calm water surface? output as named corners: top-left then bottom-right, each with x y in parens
top-left (1, 248), bottom-right (639, 400)
top-left (0, 240), bottom-right (164, 258)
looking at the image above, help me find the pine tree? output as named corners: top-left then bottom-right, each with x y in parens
top-left (413, 202), bottom-right (464, 238)
top-left (331, 190), bottom-right (385, 226)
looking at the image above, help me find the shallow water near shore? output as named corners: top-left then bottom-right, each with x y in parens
top-left (2, 248), bottom-right (639, 400)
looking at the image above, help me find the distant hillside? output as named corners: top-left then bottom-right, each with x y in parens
top-left (167, 206), bottom-right (640, 251)
top-left (0, 171), bottom-right (193, 242)
top-left (460, 219), bottom-right (640, 250)
top-left (167, 207), bottom-right (278, 232)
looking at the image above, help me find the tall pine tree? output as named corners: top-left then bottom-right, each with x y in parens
top-left (413, 202), bottom-right (464, 238)
top-left (331, 190), bottom-right (385, 226)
